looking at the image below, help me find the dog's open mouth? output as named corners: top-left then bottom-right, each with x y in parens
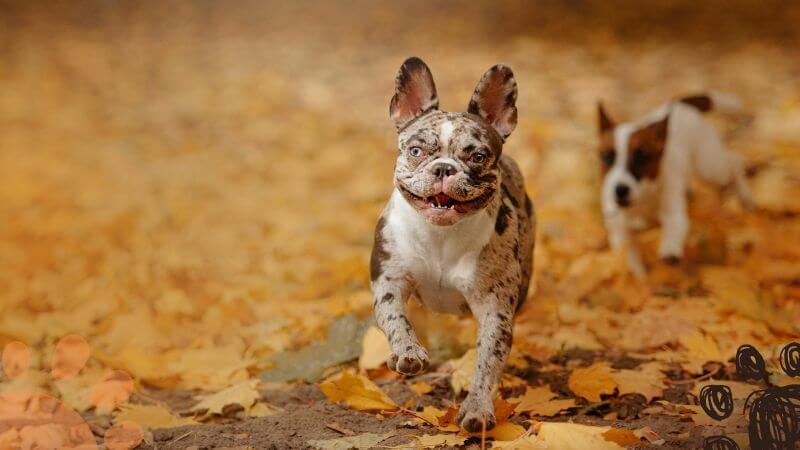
top-left (400, 187), bottom-right (463, 210)
top-left (428, 193), bottom-right (458, 210)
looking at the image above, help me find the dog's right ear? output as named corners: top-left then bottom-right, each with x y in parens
top-left (598, 102), bottom-right (615, 134)
top-left (390, 57), bottom-right (439, 130)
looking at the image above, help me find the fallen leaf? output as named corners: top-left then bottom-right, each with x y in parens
top-left (115, 403), bottom-right (197, 429)
top-left (535, 422), bottom-right (626, 450)
top-left (308, 431), bottom-right (395, 450)
top-left (448, 349), bottom-right (477, 394)
top-left (247, 401), bottom-right (282, 417)
top-left (90, 370), bottom-right (135, 414)
top-left (358, 326), bottom-right (391, 371)
top-left (475, 422), bottom-right (527, 441)
top-left (568, 362), bottom-right (617, 402)
top-left (492, 435), bottom-right (548, 449)
top-left (192, 379), bottom-right (260, 417)
top-left (104, 420), bottom-right (144, 450)
top-left (415, 406), bottom-right (459, 432)
top-left (510, 385), bottom-right (576, 417)
top-left (318, 369), bottom-right (397, 411)
top-left (409, 381), bottom-right (434, 396)
top-left (416, 433), bottom-right (468, 448)
top-left (601, 428), bottom-right (641, 447)
top-left (612, 362), bottom-right (667, 402)
top-left (494, 397), bottom-right (518, 422)
top-left (261, 314), bottom-right (371, 383)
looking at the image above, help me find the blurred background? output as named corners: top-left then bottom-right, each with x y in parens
top-left (1, 0), bottom-right (799, 409)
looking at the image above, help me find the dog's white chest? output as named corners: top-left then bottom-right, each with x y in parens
top-left (386, 191), bottom-right (495, 314)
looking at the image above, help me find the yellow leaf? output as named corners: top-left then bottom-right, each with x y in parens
top-left (409, 381), bottom-right (434, 396)
top-left (358, 326), bottom-right (391, 371)
top-left (535, 422), bottom-right (626, 450)
top-left (192, 379), bottom-right (260, 417)
top-left (612, 362), bottom-right (666, 402)
top-left (568, 362), bottom-right (617, 402)
top-left (248, 401), bottom-right (282, 417)
top-left (115, 403), bottom-right (196, 429)
top-left (448, 349), bottom-right (477, 394)
top-left (679, 332), bottom-right (726, 362)
top-left (510, 385), bottom-right (576, 417)
top-left (318, 369), bottom-right (397, 411)
top-left (492, 435), bottom-right (548, 449)
top-left (416, 433), bottom-right (468, 448)
top-left (309, 431), bottom-right (396, 450)
top-left (481, 422), bottom-right (527, 441)
top-left (415, 406), bottom-right (459, 432)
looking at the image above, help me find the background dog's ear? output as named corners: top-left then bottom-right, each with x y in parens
top-left (468, 65), bottom-right (518, 139)
top-left (598, 102), bottom-right (615, 134)
top-left (389, 57), bottom-right (439, 130)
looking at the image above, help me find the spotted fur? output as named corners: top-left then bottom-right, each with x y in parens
top-left (372, 57), bottom-right (535, 433)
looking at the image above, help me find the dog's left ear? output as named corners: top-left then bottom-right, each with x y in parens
top-left (468, 65), bottom-right (518, 140)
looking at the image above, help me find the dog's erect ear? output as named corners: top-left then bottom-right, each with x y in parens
top-left (598, 102), bottom-right (615, 134)
top-left (468, 65), bottom-right (518, 140)
top-left (390, 57), bottom-right (439, 130)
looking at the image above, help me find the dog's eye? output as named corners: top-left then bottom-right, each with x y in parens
top-left (409, 147), bottom-right (423, 157)
top-left (632, 148), bottom-right (650, 163)
top-left (470, 152), bottom-right (487, 163)
top-left (601, 150), bottom-right (615, 166)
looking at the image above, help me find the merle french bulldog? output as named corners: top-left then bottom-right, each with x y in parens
top-left (370, 57), bottom-right (535, 432)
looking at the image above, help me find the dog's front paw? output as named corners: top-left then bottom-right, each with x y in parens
top-left (387, 345), bottom-right (429, 376)
top-left (457, 393), bottom-right (496, 433)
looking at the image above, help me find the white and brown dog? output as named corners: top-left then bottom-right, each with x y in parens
top-left (596, 92), bottom-right (753, 276)
top-left (371, 57), bottom-right (535, 432)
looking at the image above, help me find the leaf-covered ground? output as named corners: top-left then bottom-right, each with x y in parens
top-left (1, 1), bottom-right (799, 449)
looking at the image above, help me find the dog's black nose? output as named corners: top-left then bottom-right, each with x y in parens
top-left (431, 162), bottom-right (457, 179)
top-left (615, 184), bottom-right (631, 206)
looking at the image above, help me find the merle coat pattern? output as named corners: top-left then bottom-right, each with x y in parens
top-left (370, 57), bottom-right (535, 432)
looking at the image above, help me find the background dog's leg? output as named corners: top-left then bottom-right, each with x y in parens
top-left (658, 179), bottom-right (689, 262)
top-left (457, 296), bottom-right (515, 432)
top-left (606, 213), bottom-right (646, 277)
top-left (372, 278), bottom-right (429, 376)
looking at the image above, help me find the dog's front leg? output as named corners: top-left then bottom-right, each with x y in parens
top-left (372, 277), bottom-right (429, 376)
top-left (658, 178), bottom-right (689, 263)
top-left (605, 212), bottom-right (645, 277)
top-left (457, 292), bottom-right (515, 432)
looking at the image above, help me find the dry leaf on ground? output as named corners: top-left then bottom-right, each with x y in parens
top-left (448, 349), bottom-right (477, 394)
top-left (510, 385), bottom-right (576, 416)
top-left (114, 404), bottom-right (196, 429)
top-left (416, 434), bottom-right (469, 448)
top-left (568, 362), bottom-right (618, 402)
top-left (611, 362), bottom-right (667, 402)
top-left (535, 422), bottom-right (632, 450)
top-left (308, 431), bottom-right (395, 450)
top-left (358, 326), bottom-right (391, 371)
top-left (192, 379), bottom-right (260, 418)
top-left (318, 369), bottom-right (397, 411)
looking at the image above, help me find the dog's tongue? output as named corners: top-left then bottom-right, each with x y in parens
top-left (434, 193), bottom-right (450, 204)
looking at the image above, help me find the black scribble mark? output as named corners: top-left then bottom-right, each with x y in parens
top-left (700, 384), bottom-right (735, 421)
top-left (704, 343), bottom-right (800, 450)
top-left (780, 342), bottom-right (800, 377)
top-left (703, 435), bottom-right (739, 450)
top-left (736, 344), bottom-right (767, 382)
top-left (744, 385), bottom-right (800, 450)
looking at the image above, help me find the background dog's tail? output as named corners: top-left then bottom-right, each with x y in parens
top-left (678, 91), bottom-right (743, 113)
